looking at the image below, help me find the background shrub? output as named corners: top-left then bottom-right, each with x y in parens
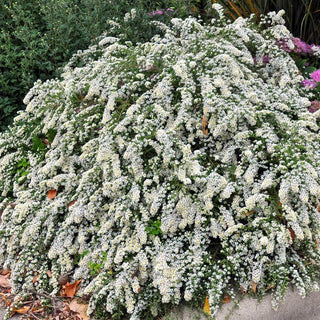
top-left (0, 0), bottom-right (199, 131)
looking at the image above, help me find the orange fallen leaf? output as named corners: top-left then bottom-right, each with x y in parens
top-left (0, 269), bottom-right (11, 276)
top-left (318, 204), bottom-right (320, 213)
top-left (61, 279), bottom-right (82, 298)
top-left (251, 281), bottom-right (257, 293)
top-left (47, 270), bottom-right (52, 278)
top-left (67, 200), bottom-right (77, 207)
top-left (240, 286), bottom-right (246, 295)
top-left (47, 189), bottom-right (57, 200)
top-left (12, 306), bottom-right (30, 314)
top-left (202, 115), bottom-right (208, 136)
top-left (0, 275), bottom-right (11, 288)
top-left (203, 296), bottom-right (210, 315)
top-left (222, 294), bottom-right (231, 303)
top-left (33, 275), bottom-right (39, 283)
top-left (266, 284), bottom-right (275, 291)
top-left (243, 210), bottom-right (254, 217)
top-left (69, 299), bottom-right (89, 320)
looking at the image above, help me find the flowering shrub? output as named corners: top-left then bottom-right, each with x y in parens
top-left (1, 5), bottom-right (320, 319)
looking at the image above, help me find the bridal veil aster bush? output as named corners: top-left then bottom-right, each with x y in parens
top-left (1, 6), bottom-right (320, 319)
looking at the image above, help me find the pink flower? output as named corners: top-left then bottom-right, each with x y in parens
top-left (310, 69), bottom-right (320, 82)
top-left (308, 100), bottom-right (320, 113)
top-left (253, 55), bottom-right (270, 65)
top-left (292, 37), bottom-right (313, 55)
top-left (301, 79), bottom-right (318, 89)
top-left (148, 8), bottom-right (174, 16)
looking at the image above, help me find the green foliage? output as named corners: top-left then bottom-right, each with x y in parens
top-left (15, 157), bottom-right (30, 184)
top-left (146, 219), bottom-right (162, 235)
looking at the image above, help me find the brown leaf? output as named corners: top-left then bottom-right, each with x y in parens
top-left (203, 296), bottom-right (210, 315)
top-left (47, 270), bottom-right (52, 278)
top-left (61, 279), bottom-right (82, 298)
top-left (47, 189), bottom-right (57, 200)
top-left (0, 269), bottom-right (10, 276)
top-left (0, 275), bottom-right (11, 288)
top-left (266, 284), bottom-right (275, 291)
top-left (318, 204), bottom-right (320, 213)
top-left (12, 306), bottom-right (30, 314)
top-left (32, 308), bottom-right (44, 314)
top-left (240, 286), bottom-right (246, 295)
top-left (251, 281), bottom-right (257, 293)
top-left (288, 227), bottom-right (296, 241)
top-left (222, 295), bottom-right (231, 303)
top-left (243, 210), bottom-right (254, 217)
top-left (69, 299), bottom-right (89, 320)
top-left (43, 139), bottom-right (50, 146)
top-left (33, 275), bottom-right (39, 283)
top-left (67, 200), bottom-right (77, 207)
top-left (202, 115), bottom-right (208, 136)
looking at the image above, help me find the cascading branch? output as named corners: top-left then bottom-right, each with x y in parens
top-left (1, 5), bottom-right (320, 319)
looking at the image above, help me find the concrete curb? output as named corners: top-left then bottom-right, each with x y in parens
top-left (2, 288), bottom-right (320, 320)
top-left (164, 288), bottom-right (320, 320)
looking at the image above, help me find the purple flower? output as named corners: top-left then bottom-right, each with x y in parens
top-left (301, 79), bottom-right (318, 89)
top-left (292, 37), bottom-right (313, 55)
top-left (276, 39), bottom-right (292, 53)
top-left (253, 55), bottom-right (270, 65)
top-left (310, 69), bottom-right (320, 82)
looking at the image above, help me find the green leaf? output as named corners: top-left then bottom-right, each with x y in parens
top-left (32, 134), bottom-right (46, 151)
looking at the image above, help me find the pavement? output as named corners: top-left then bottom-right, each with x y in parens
top-left (164, 287), bottom-right (320, 320)
top-left (1, 287), bottom-right (320, 320)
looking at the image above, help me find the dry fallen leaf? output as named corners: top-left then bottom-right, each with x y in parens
top-left (69, 299), bottom-right (89, 320)
top-left (251, 281), bottom-right (257, 293)
top-left (67, 200), bottom-right (77, 207)
top-left (202, 115), bottom-right (209, 136)
top-left (47, 189), bottom-right (57, 200)
top-left (203, 296), bottom-right (210, 315)
top-left (240, 286), bottom-right (246, 295)
top-left (12, 306), bottom-right (30, 314)
top-left (288, 227), bottom-right (296, 241)
top-left (33, 275), bottom-right (39, 284)
top-left (318, 204), bottom-right (320, 213)
top-left (0, 275), bottom-right (11, 288)
top-left (0, 269), bottom-right (11, 276)
top-left (266, 284), bottom-right (275, 291)
top-left (61, 279), bottom-right (82, 298)
top-left (47, 270), bottom-right (52, 278)
top-left (243, 210), bottom-right (254, 217)
top-left (222, 295), bottom-right (231, 304)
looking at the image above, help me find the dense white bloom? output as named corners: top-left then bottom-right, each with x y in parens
top-left (0, 11), bottom-right (320, 320)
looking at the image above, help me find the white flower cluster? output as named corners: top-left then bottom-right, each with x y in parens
top-left (0, 8), bottom-right (320, 319)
